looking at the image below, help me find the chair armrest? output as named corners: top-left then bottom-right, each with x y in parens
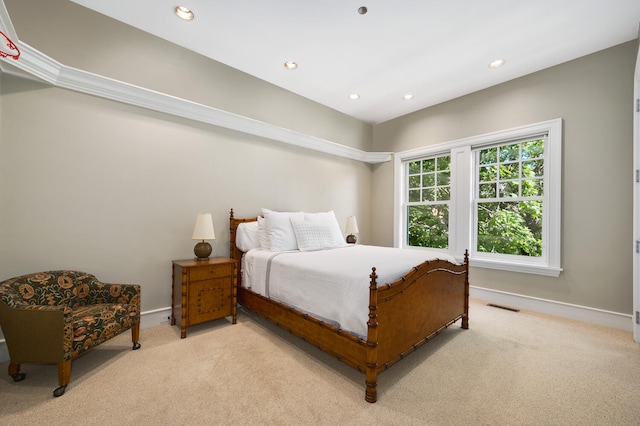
top-left (0, 304), bottom-right (73, 363)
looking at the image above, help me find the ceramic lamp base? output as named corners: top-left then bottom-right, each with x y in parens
top-left (194, 241), bottom-right (212, 259)
top-left (346, 234), bottom-right (357, 244)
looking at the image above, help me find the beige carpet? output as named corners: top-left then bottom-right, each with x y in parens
top-left (1, 299), bottom-right (639, 425)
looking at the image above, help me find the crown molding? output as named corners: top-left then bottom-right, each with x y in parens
top-left (0, 5), bottom-right (390, 164)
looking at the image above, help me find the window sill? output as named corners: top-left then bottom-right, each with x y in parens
top-left (468, 257), bottom-right (562, 277)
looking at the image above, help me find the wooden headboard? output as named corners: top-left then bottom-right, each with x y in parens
top-left (229, 208), bottom-right (258, 287)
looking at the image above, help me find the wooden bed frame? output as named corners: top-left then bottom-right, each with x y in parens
top-left (229, 209), bottom-right (469, 403)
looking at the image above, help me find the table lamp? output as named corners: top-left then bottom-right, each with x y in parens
top-left (345, 216), bottom-right (359, 244)
top-left (192, 212), bottom-right (216, 260)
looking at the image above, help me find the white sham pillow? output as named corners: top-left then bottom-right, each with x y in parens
top-left (291, 218), bottom-right (338, 251)
top-left (303, 210), bottom-right (346, 247)
top-left (235, 221), bottom-right (260, 252)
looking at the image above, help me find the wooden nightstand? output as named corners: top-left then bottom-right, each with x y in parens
top-left (171, 257), bottom-right (237, 338)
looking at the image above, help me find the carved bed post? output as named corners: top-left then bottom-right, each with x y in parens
top-left (365, 267), bottom-right (379, 403)
top-left (229, 208), bottom-right (236, 259)
top-left (229, 209), bottom-right (242, 288)
top-left (462, 249), bottom-right (470, 330)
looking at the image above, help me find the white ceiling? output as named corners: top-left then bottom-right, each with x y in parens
top-left (70, 0), bottom-right (640, 125)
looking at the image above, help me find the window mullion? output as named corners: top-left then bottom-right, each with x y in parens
top-left (450, 146), bottom-right (472, 260)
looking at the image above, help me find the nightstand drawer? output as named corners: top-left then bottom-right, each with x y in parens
top-left (189, 264), bottom-right (232, 281)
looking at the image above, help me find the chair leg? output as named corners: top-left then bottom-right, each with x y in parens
top-left (131, 322), bottom-right (141, 350)
top-left (54, 360), bottom-right (71, 397)
top-left (8, 362), bottom-right (25, 382)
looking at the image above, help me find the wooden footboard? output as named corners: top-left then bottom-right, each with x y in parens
top-left (365, 254), bottom-right (469, 402)
top-left (229, 209), bottom-right (469, 403)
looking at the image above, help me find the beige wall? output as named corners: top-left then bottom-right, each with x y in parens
top-left (372, 41), bottom-right (637, 315)
top-left (0, 0), bottom-right (375, 318)
top-left (0, 77), bottom-right (372, 314)
top-left (0, 0), bottom-right (637, 323)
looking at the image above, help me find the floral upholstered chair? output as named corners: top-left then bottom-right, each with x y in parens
top-left (0, 270), bottom-right (141, 397)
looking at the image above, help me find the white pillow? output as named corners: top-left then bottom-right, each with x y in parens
top-left (291, 218), bottom-right (338, 251)
top-left (303, 210), bottom-right (346, 247)
top-left (257, 216), bottom-right (270, 250)
top-left (236, 221), bottom-right (260, 252)
top-left (261, 209), bottom-right (304, 252)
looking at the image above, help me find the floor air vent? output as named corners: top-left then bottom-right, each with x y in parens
top-left (487, 303), bottom-right (520, 312)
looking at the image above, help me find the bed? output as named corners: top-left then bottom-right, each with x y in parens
top-left (229, 208), bottom-right (469, 403)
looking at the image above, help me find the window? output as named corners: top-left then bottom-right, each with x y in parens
top-left (394, 119), bottom-right (562, 276)
top-left (475, 139), bottom-right (544, 257)
top-left (406, 155), bottom-right (451, 249)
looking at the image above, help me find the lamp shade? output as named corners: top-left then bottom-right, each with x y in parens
top-left (345, 216), bottom-right (359, 235)
top-left (192, 213), bottom-right (216, 240)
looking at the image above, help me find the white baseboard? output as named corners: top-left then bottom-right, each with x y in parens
top-left (140, 307), bottom-right (172, 329)
top-left (0, 296), bottom-right (633, 363)
top-left (470, 286), bottom-right (633, 332)
top-left (0, 307), bottom-right (173, 363)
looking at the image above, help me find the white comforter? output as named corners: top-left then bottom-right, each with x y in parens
top-left (242, 245), bottom-right (457, 338)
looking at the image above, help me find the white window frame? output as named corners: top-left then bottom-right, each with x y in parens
top-left (394, 118), bottom-right (562, 277)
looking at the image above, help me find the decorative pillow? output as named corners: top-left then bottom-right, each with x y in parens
top-left (261, 209), bottom-right (304, 252)
top-left (236, 221), bottom-right (260, 252)
top-left (303, 210), bottom-right (346, 247)
top-left (291, 218), bottom-right (339, 251)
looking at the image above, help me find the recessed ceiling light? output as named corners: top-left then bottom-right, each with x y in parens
top-left (349, 94), bottom-right (360, 100)
top-left (403, 94), bottom-right (414, 101)
top-left (175, 6), bottom-right (194, 20)
top-left (358, 6), bottom-right (368, 15)
top-left (489, 59), bottom-right (505, 68)
top-left (284, 61), bottom-right (298, 70)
